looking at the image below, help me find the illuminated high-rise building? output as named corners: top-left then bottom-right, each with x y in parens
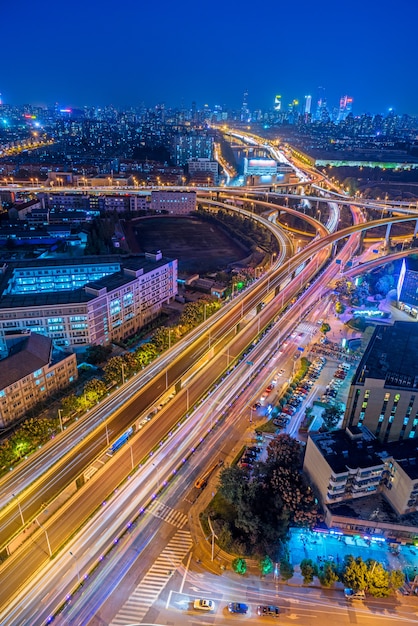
top-left (274, 94), bottom-right (282, 111)
top-left (304, 95), bottom-right (312, 115)
top-left (241, 89), bottom-right (250, 122)
top-left (316, 86), bottom-right (327, 121)
top-left (338, 95), bottom-right (353, 121)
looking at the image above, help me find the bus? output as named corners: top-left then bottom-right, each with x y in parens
top-left (106, 426), bottom-right (134, 456)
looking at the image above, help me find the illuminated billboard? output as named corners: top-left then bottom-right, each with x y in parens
top-left (244, 158), bottom-right (278, 177)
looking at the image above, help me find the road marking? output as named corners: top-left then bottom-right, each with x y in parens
top-left (110, 530), bottom-right (192, 625)
top-left (148, 500), bottom-right (188, 529)
top-left (179, 550), bottom-right (192, 595)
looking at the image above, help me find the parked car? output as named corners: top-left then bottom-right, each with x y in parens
top-left (228, 602), bottom-right (249, 614)
top-left (194, 598), bottom-right (215, 611)
top-left (257, 604), bottom-right (280, 617)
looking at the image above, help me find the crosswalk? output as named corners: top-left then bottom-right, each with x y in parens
top-left (110, 529), bottom-right (193, 625)
top-left (296, 321), bottom-right (318, 335)
top-left (148, 500), bottom-right (188, 529)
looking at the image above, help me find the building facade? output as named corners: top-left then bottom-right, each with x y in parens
top-left (343, 322), bottom-right (418, 442)
top-left (150, 190), bottom-right (196, 214)
top-left (0, 253), bottom-right (177, 354)
top-left (304, 427), bottom-right (418, 519)
top-left (0, 333), bottom-right (77, 428)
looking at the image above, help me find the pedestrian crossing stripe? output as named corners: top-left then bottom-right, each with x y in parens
top-left (109, 530), bottom-right (192, 626)
top-left (147, 500), bottom-right (188, 529)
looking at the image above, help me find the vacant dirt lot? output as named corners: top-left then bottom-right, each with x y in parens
top-left (132, 216), bottom-right (249, 274)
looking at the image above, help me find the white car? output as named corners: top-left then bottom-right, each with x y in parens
top-left (194, 598), bottom-right (215, 611)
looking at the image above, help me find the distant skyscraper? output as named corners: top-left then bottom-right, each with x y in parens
top-left (274, 94), bottom-right (282, 111)
top-left (304, 95), bottom-right (312, 115)
top-left (241, 89), bottom-right (250, 122)
top-left (316, 86), bottom-right (327, 121)
top-left (338, 95), bottom-right (353, 121)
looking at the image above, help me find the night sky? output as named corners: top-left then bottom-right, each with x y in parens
top-left (2, 0), bottom-right (418, 115)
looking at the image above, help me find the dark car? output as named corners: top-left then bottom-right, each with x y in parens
top-left (228, 602), bottom-right (249, 614)
top-left (257, 604), bottom-right (280, 617)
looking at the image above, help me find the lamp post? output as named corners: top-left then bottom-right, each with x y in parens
top-left (36, 518), bottom-right (52, 557)
top-left (12, 493), bottom-right (25, 526)
top-left (208, 516), bottom-right (218, 562)
top-left (58, 408), bottom-right (63, 432)
top-left (69, 550), bottom-right (80, 582)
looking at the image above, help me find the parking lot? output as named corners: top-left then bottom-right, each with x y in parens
top-left (289, 528), bottom-right (418, 581)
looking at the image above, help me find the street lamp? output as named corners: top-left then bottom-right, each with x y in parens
top-left (208, 516), bottom-right (218, 562)
top-left (69, 550), bottom-right (80, 582)
top-left (12, 493), bottom-right (25, 526)
top-left (58, 408), bottom-right (63, 432)
top-left (36, 518), bottom-right (52, 557)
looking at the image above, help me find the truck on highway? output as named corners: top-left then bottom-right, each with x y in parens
top-left (194, 459), bottom-right (223, 489)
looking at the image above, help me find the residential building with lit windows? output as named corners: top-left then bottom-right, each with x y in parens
top-left (0, 333), bottom-right (77, 428)
top-left (150, 190), bottom-right (196, 214)
top-left (343, 322), bottom-right (418, 443)
top-left (304, 426), bottom-right (418, 529)
top-left (0, 252), bottom-right (177, 355)
top-left (172, 132), bottom-right (214, 166)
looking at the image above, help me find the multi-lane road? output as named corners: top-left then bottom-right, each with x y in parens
top-left (2, 136), bottom-right (417, 622)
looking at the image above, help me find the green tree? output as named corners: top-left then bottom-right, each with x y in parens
top-left (389, 569), bottom-right (405, 591)
top-left (123, 351), bottom-right (139, 376)
top-left (61, 394), bottom-right (80, 417)
top-left (279, 558), bottom-right (294, 581)
top-left (321, 403), bottom-right (344, 431)
top-left (84, 344), bottom-right (112, 365)
top-left (335, 301), bottom-right (345, 314)
top-left (320, 322), bottom-right (331, 335)
top-left (300, 558), bottom-right (318, 584)
top-left (342, 556), bottom-right (369, 591)
top-left (103, 356), bottom-right (125, 386)
top-left (218, 465), bottom-right (248, 501)
top-left (259, 555), bottom-right (274, 576)
top-left (366, 560), bottom-right (390, 597)
top-left (152, 326), bottom-right (174, 352)
top-left (134, 342), bottom-right (158, 368)
top-left (266, 433), bottom-right (302, 469)
top-left (318, 560), bottom-right (339, 587)
top-left (84, 378), bottom-right (107, 405)
top-left (232, 557), bottom-right (247, 575)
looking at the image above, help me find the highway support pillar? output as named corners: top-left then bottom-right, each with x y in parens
top-left (414, 219), bottom-right (418, 237)
top-left (385, 222), bottom-right (392, 248)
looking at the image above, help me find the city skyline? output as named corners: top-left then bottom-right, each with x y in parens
top-left (2, 0), bottom-right (418, 115)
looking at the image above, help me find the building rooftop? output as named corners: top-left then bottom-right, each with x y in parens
top-left (311, 427), bottom-right (418, 480)
top-left (328, 491), bottom-right (418, 528)
top-left (0, 254), bottom-right (174, 309)
top-left (0, 333), bottom-right (52, 390)
top-left (353, 321), bottom-right (418, 388)
top-left (311, 429), bottom-right (384, 475)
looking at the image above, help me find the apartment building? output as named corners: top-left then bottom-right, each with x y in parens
top-left (0, 253), bottom-right (177, 354)
top-left (0, 332), bottom-right (77, 428)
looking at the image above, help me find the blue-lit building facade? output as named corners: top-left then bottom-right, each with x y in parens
top-left (397, 257), bottom-right (418, 318)
top-left (0, 252), bottom-right (177, 355)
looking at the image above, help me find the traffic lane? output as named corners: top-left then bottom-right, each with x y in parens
top-left (0, 309), bottom-right (275, 608)
top-left (0, 227), bottom-right (318, 538)
top-left (0, 248), bottom-right (332, 599)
